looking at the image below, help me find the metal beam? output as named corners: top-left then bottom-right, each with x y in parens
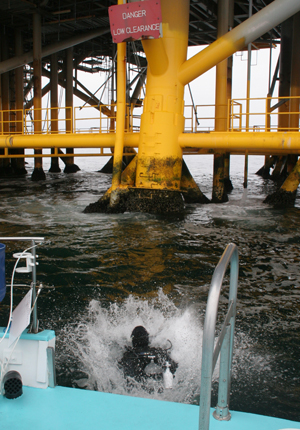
top-left (0, 132), bottom-right (138, 149)
top-left (24, 66), bottom-right (113, 117)
top-left (179, 0), bottom-right (300, 86)
top-left (269, 55), bottom-right (280, 97)
top-left (0, 27), bottom-right (110, 75)
top-left (178, 131), bottom-right (300, 154)
top-left (2, 130), bottom-right (300, 156)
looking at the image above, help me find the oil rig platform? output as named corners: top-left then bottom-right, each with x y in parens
top-left (1, 0), bottom-right (300, 213)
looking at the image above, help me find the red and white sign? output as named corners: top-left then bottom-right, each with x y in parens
top-left (108, 0), bottom-right (162, 44)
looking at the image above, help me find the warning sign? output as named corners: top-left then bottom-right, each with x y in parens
top-left (108, 0), bottom-right (162, 43)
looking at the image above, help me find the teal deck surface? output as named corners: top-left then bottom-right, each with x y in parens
top-left (1, 386), bottom-right (299, 430)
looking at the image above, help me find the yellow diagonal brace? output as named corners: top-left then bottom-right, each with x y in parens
top-left (178, 0), bottom-right (300, 86)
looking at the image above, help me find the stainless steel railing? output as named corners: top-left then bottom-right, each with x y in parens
top-left (0, 237), bottom-right (45, 334)
top-left (199, 243), bottom-right (239, 430)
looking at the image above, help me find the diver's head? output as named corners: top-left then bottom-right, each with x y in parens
top-left (131, 326), bottom-right (149, 348)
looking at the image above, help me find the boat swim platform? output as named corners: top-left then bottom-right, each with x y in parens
top-left (1, 385), bottom-right (299, 430)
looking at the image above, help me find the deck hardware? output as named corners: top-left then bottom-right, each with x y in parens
top-left (13, 252), bottom-right (35, 274)
top-left (2, 370), bottom-right (23, 399)
top-left (199, 243), bottom-right (238, 430)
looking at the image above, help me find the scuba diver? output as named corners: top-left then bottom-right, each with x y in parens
top-left (119, 326), bottom-right (178, 391)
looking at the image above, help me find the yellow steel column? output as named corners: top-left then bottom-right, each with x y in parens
top-left (135, 0), bottom-right (189, 191)
top-left (265, 157), bottom-right (300, 207)
top-left (224, 0), bottom-right (234, 193)
top-left (212, 0), bottom-right (231, 203)
top-left (32, 13), bottom-right (46, 181)
top-left (110, 0), bottom-right (126, 207)
top-left (244, 0), bottom-right (253, 189)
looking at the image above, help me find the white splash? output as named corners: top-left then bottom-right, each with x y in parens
top-left (66, 290), bottom-right (203, 403)
top-left (62, 290), bottom-right (272, 406)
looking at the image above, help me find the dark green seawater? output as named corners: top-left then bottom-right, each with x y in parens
top-left (0, 154), bottom-right (299, 421)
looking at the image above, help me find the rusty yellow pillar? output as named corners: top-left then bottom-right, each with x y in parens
top-left (32, 13), bottom-right (46, 181)
top-left (243, 0), bottom-right (253, 189)
top-left (110, 0), bottom-right (126, 207)
top-left (264, 157), bottom-right (300, 207)
top-left (131, 0), bottom-right (189, 211)
top-left (212, 0), bottom-right (231, 203)
top-left (137, 1), bottom-right (189, 190)
top-left (93, 0), bottom-right (191, 213)
top-left (224, 0), bottom-right (234, 194)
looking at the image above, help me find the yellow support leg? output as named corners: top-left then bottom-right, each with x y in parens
top-left (110, 0), bottom-right (126, 208)
top-left (180, 160), bottom-right (210, 204)
top-left (264, 157), bottom-right (300, 207)
top-left (136, 0), bottom-right (189, 192)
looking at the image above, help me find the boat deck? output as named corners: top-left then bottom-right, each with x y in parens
top-left (1, 385), bottom-right (299, 430)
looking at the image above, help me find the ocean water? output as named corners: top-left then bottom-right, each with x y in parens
top-left (0, 153), bottom-right (299, 421)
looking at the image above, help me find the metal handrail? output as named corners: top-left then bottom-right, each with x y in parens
top-left (227, 95), bottom-right (300, 132)
top-left (199, 243), bottom-right (239, 430)
top-left (0, 237), bottom-right (45, 334)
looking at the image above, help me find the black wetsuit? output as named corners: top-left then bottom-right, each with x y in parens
top-left (119, 346), bottom-right (178, 384)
